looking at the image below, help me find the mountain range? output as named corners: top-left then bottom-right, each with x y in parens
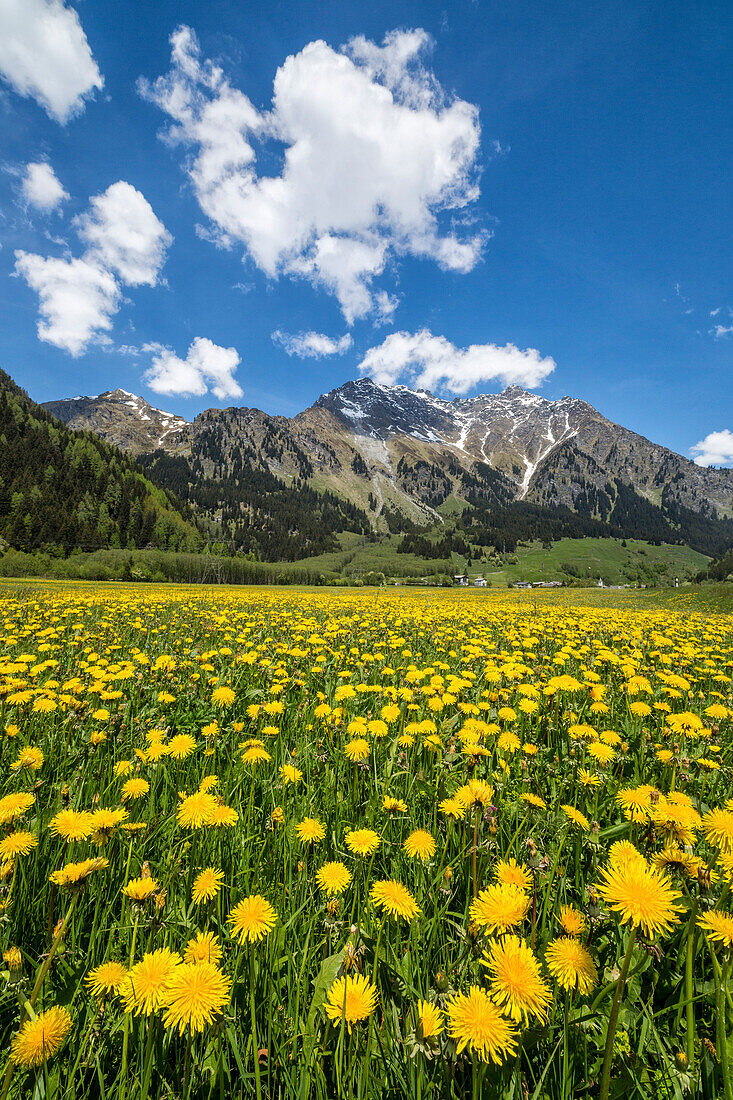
top-left (43, 379), bottom-right (733, 543)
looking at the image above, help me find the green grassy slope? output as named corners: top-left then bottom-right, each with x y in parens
top-left (274, 532), bottom-right (708, 586)
top-left (483, 538), bottom-right (708, 586)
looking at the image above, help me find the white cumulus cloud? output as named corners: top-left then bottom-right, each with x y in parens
top-left (690, 430), bottom-right (733, 468)
top-left (0, 0), bottom-right (103, 123)
top-left (15, 181), bottom-right (171, 355)
top-left (13, 252), bottom-right (119, 355)
top-left (272, 330), bottom-right (353, 358)
top-left (21, 161), bottom-right (68, 211)
top-left (357, 329), bottom-right (556, 394)
top-left (75, 181), bottom-right (172, 286)
top-left (144, 337), bottom-right (243, 400)
top-left (140, 25), bottom-right (483, 322)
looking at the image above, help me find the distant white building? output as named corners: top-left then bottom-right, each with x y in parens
top-left (453, 574), bottom-right (468, 586)
top-left (473, 577), bottom-right (487, 587)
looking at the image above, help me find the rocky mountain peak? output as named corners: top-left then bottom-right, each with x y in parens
top-left (42, 389), bottom-right (189, 454)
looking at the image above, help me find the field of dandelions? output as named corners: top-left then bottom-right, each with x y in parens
top-left (0, 582), bottom-right (732, 1099)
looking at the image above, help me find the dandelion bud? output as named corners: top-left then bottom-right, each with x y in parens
top-left (434, 970), bottom-right (449, 992)
top-left (675, 1051), bottom-right (688, 1069)
top-left (141, 862), bottom-right (151, 879)
top-left (443, 867), bottom-right (453, 881)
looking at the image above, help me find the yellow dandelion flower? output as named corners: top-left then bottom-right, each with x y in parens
top-left (86, 961), bottom-right (128, 999)
top-left (403, 829), bottom-right (436, 860)
top-left (703, 808), bottom-right (733, 853)
top-left (168, 734), bottom-right (197, 760)
top-left (184, 931), bottom-right (222, 966)
top-left (697, 910), bottom-right (733, 948)
top-left (324, 974), bottom-right (378, 1032)
top-left (481, 936), bottom-right (552, 1022)
top-left (209, 804), bottom-right (239, 827)
top-left (192, 868), bottom-right (225, 904)
top-left (316, 861), bottom-right (352, 895)
top-left (494, 859), bottom-right (532, 892)
top-left (470, 884), bottom-right (529, 935)
top-left (415, 999), bottom-right (445, 1038)
top-left (597, 858), bottom-right (683, 937)
top-left (521, 793), bottom-right (546, 810)
top-left (345, 828), bottom-right (381, 856)
top-left (121, 949), bottom-right (182, 1016)
top-left (241, 746), bottom-right (271, 766)
top-left (228, 895), bottom-right (277, 943)
top-left (50, 856), bottom-right (108, 889)
top-left (123, 877), bottom-right (159, 903)
top-left (561, 805), bottom-right (590, 831)
top-left (11, 746), bottom-right (44, 771)
top-left (211, 686), bottom-right (236, 708)
top-left (49, 809), bottom-right (95, 841)
top-left (344, 739), bottom-right (369, 762)
top-left (295, 818), bottom-right (326, 844)
top-left (10, 1006), bottom-right (72, 1067)
top-left (121, 778), bottom-right (150, 801)
top-left (0, 831), bottom-right (37, 861)
top-left (558, 905), bottom-right (587, 936)
top-left (161, 962), bottom-right (231, 1033)
top-left (0, 792), bottom-right (35, 825)
top-left (545, 938), bottom-right (598, 994)
top-left (177, 791), bottom-right (217, 830)
top-left (370, 879), bottom-right (420, 923)
top-left (446, 986), bottom-right (518, 1064)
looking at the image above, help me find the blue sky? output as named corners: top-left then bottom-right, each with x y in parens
top-left (1, 0), bottom-right (731, 464)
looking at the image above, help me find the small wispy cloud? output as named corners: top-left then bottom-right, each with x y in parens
top-left (272, 330), bottom-right (353, 358)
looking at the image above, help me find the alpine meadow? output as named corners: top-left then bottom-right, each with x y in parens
top-left (0, 583), bottom-right (732, 1099)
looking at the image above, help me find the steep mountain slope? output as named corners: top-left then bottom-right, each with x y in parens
top-left (0, 371), bottom-right (200, 554)
top-left (44, 377), bottom-right (733, 555)
top-left (308, 379), bottom-right (733, 517)
top-left (136, 405), bottom-right (372, 561)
